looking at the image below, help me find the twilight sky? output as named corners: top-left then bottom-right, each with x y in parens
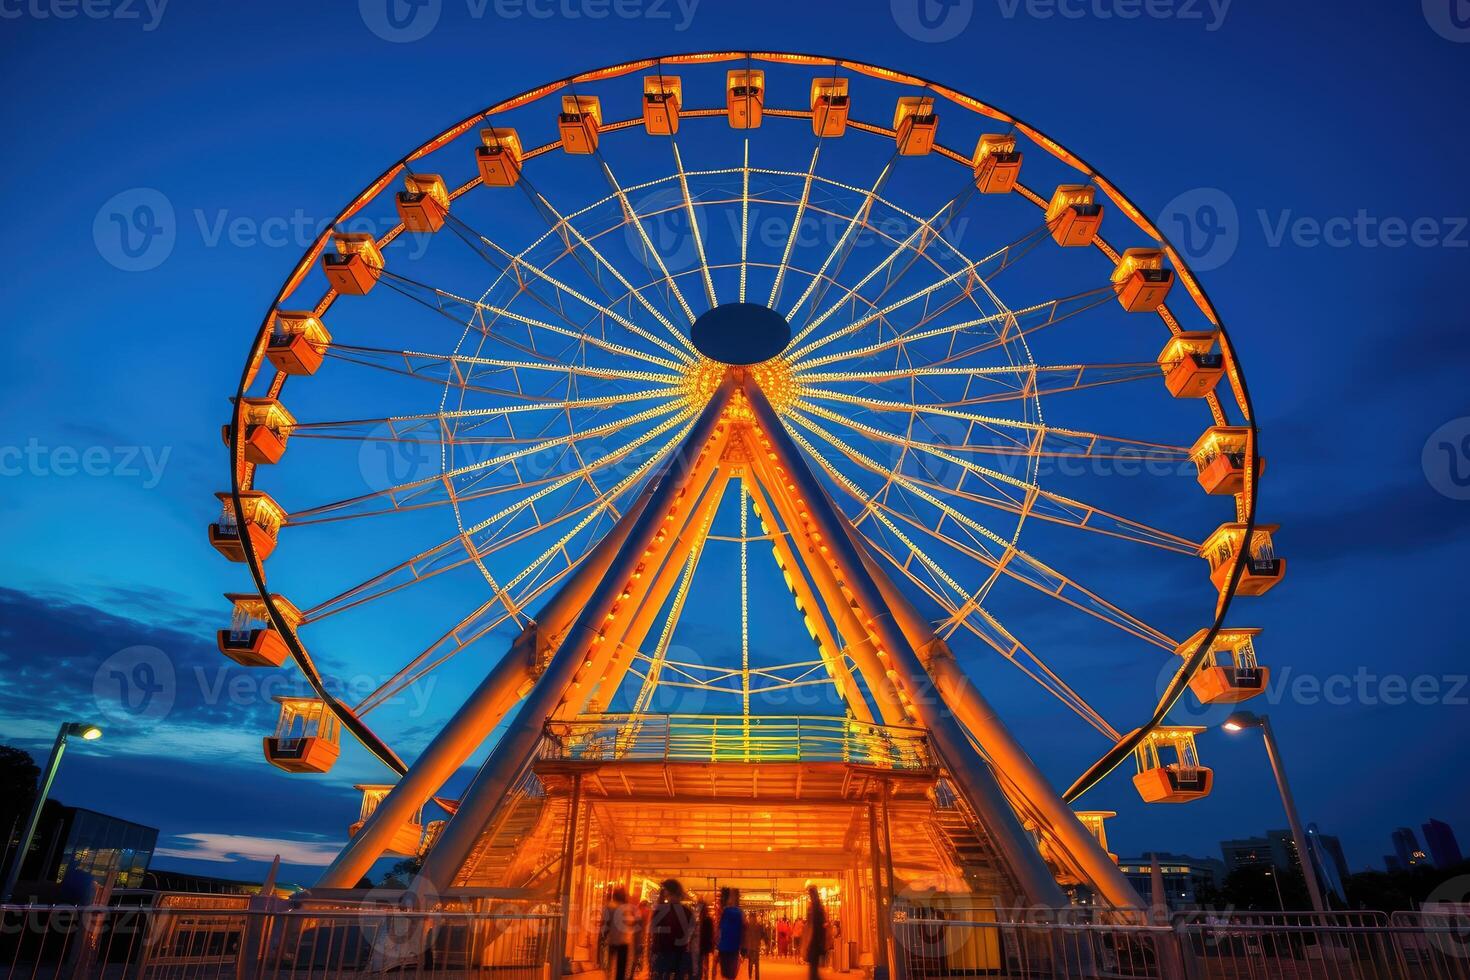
top-left (2, 1), bottom-right (1469, 888)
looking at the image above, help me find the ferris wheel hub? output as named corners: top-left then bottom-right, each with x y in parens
top-left (689, 302), bottom-right (791, 365)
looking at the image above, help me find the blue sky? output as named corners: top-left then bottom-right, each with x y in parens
top-left (2, 1), bottom-right (1470, 889)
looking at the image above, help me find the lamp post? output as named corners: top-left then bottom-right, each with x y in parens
top-left (1, 722), bottom-right (102, 902)
top-left (1222, 711), bottom-right (1326, 914)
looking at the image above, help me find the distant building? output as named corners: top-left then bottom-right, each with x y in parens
top-left (139, 868), bottom-right (302, 898)
top-left (13, 801), bottom-right (157, 895)
top-left (1306, 824), bottom-right (1348, 904)
top-left (1118, 853), bottom-right (1225, 908)
top-left (1392, 827), bottom-right (1432, 869)
top-left (1221, 836), bottom-right (1275, 872)
top-left (1422, 819), bottom-right (1463, 869)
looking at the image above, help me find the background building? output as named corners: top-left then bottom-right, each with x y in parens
top-left (1220, 836), bottom-right (1276, 873)
top-left (1118, 853), bottom-right (1225, 909)
top-left (1392, 827), bottom-right (1432, 870)
top-left (1421, 819), bottom-right (1463, 869)
top-left (12, 801), bottom-right (157, 896)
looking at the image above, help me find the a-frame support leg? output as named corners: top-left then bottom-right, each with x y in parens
top-left (415, 378), bottom-right (736, 893)
top-left (316, 487), bottom-right (657, 890)
top-left (831, 508), bottom-right (1144, 912)
top-left (741, 379), bottom-right (1069, 909)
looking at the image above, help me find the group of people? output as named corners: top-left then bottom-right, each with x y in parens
top-left (599, 881), bottom-right (834, 980)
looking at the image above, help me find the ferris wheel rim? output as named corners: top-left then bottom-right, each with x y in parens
top-left (225, 49), bottom-right (1264, 797)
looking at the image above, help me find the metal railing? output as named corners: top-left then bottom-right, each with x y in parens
top-left (892, 909), bottom-right (1470, 980)
top-left (0, 903), bottom-right (557, 978)
top-left (541, 713), bottom-right (934, 768)
top-left (6, 903), bottom-right (1468, 979)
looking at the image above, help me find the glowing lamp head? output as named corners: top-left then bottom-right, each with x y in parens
top-left (66, 722), bottom-right (103, 740)
top-left (1222, 711), bottom-right (1260, 733)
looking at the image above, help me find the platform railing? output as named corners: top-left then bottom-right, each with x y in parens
top-left (541, 713), bottom-right (934, 769)
top-left (0, 903), bottom-right (557, 979)
top-left (892, 908), bottom-right (1470, 980)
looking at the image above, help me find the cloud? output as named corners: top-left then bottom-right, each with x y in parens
top-left (155, 832), bottom-right (344, 866)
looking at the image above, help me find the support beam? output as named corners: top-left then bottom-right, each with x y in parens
top-left (742, 375), bottom-right (1069, 910)
top-left (315, 492), bottom-right (652, 889)
top-left (577, 470), bottom-right (732, 717)
top-left (746, 442), bottom-right (908, 727)
top-left (416, 376), bottom-right (737, 893)
top-left (836, 521), bottom-right (1144, 912)
top-left (743, 473), bottom-right (875, 725)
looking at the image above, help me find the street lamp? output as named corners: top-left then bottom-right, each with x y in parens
top-left (1, 722), bottom-right (104, 902)
top-left (1222, 711), bottom-right (1326, 914)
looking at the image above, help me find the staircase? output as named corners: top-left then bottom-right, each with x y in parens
top-left (930, 779), bottom-right (1023, 906)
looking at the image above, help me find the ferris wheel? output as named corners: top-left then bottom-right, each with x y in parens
top-left (214, 51), bottom-right (1280, 850)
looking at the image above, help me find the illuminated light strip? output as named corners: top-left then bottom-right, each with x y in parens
top-left (599, 159), bottom-right (699, 324)
top-left (332, 344), bottom-right (684, 387)
top-left (300, 412), bottom-right (694, 623)
top-left (795, 427), bottom-right (1119, 737)
top-left (788, 411), bottom-right (1177, 651)
top-left (783, 162), bottom-right (893, 325)
top-left (524, 192), bottom-right (699, 358)
top-left (627, 461), bottom-right (719, 722)
top-left (672, 142), bottom-right (719, 309)
top-left (786, 253), bottom-right (988, 364)
top-left (797, 389), bottom-right (1188, 456)
top-left (795, 400), bottom-right (1197, 553)
top-left (788, 190), bottom-right (976, 355)
top-left (447, 217), bottom-right (696, 365)
top-left (791, 290), bottom-right (1111, 373)
top-left (768, 145), bottom-right (821, 309)
top-left (797, 362), bottom-right (1154, 385)
top-left (380, 270), bottom-right (685, 372)
top-left (739, 140), bottom-right (751, 303)
top-left (293, 389), bottom-right (678, 430)
top-left (294, 400), bottom-right (685, 521)
top-left (740, 476), bottom-right (751, 752)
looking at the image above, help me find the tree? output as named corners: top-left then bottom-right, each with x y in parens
top-left (0, 746), bottom-right (40, 878)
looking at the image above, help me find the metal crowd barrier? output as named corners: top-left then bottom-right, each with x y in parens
top-left (0, 903), bottom-right (557, 979)
top-left (892, 908), bottom-right (1470, 980)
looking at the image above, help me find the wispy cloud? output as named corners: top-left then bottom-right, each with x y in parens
top-left (155, 832), bottom-right (344, 866)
